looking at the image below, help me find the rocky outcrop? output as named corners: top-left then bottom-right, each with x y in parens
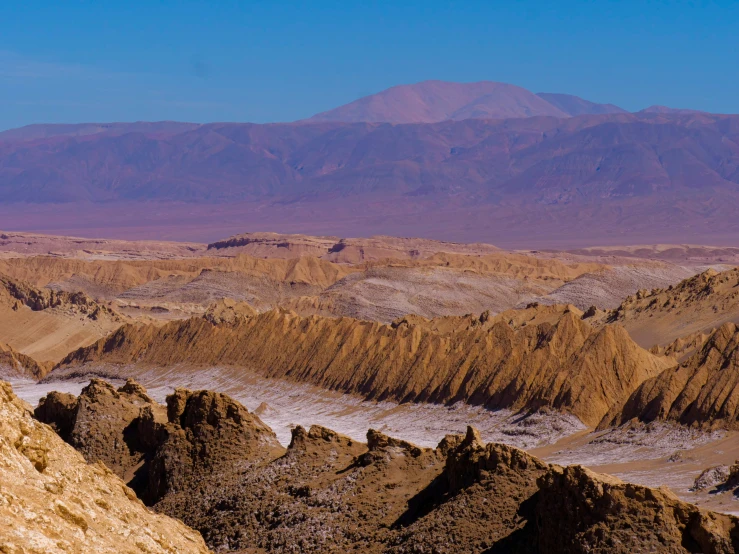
top-left (35, 380), bottom-right (283, 510)
top-left (601, 323), bottom-right (739, 429)
top-left (35, 381), bottom-right (739, 553)
top-left (596, 267), bottom-right (739, 348)
top-left (35, 378), bottom-right (165, 478)
top-left (0, 380), bottom-right (211, 553)
top-left (537, 465), bottom-right (739, 553)
top-left (56, 305), bottom-right (670, 426)
top-left (203, 297), bottom-right (258, 324)
top-left (0, 342), bottom-right (50, 379)
top-left (0, 274), bottom-right (118, 319)
top-left (147, 387), bottom-right (283, 508)
top-left (692, 465), bottom-right (733, 492)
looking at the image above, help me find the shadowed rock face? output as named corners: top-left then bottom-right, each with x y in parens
top-left (57, 305), bottom-right (670, 427)
top-left (0, 342), bottom-right (49, 379)
top-left (537, 466), bottom-right (739, 553)
top-left (35, 379), bottom-right (283, 508)
top-left (0, 380), bottom-right (211, 553)
top-left (602, 323), bottom-right (739, 430)
top-left (35, 378), bottom-right (165, 478)
top-left (35, 380), bottom-right (739, 553)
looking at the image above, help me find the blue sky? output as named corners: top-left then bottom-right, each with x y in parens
top-left (1, 1), bottom-right (737, 129)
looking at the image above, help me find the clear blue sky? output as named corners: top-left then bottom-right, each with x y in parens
top-left (1, 0), bottom-right (737, 130)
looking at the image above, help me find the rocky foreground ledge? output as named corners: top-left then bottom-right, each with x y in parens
top-left (30, 378), bottom-right (739, 553)
top-left (0, 380), bottom-right (211, 553)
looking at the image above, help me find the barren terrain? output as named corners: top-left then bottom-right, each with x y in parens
top-left (3, 229), bottom-right (739, 550)
top-left (25, 378), bottom-right (739, 553)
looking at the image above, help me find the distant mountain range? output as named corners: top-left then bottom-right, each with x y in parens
top-left (0, 80), bottom-right (737, 246)
top-left (1, 111), bottom-right (737, 203)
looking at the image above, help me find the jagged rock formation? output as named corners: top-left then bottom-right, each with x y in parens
top-left (203, 297), bottom-right (259, 324)
top-left (595, 268), bottom-right (739, 349)
top-left (0, 380), bottom-right (211, 553)
top-left (601, 323), bottom-right (739, 429)
top-left (34, 380), bottom-right (283, 506)
top-left (0, 342), bottom-right (50, 379)
top-left (56, 305), bottom-right (670, 426)
top-left (536, 465), bottom-right (739, 553)
top-left (0, 274), bottom-right (117, 316)
top-left (35, 379), bottom-right (167, 479)
top-left (0, 274), bottom-right (123, 364)
top-left (35, 382), bottom-right (739, 553)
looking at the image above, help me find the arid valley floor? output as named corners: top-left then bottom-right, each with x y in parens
top-left (4, 230), bottom-right (739, 552)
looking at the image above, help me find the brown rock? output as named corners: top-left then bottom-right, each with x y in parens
top-left (57, 304), bottom-right (670, 427)
top-left (0, 380), bottom-right (211, 553)
top-left (35, 378), bottom-right (167, 479)
top-left (537, 465), bottom-right (739, 553)
top-left (602, 322), bottom-right (739, 429)
top-left (0, 342), bottom-right (50, 379)
top-left (34, 382), bottom-right (739, 553)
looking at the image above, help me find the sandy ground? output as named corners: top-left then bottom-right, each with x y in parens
top-left (14, 365), bottom-right (586, 450)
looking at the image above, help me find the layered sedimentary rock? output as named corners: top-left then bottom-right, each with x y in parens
top-left (56, 305), bottom-right (670, 426)
top-left (35, 381), bottom-right (739, 553)
top-left (0, 274), bottom-right (123, 365)
top-left (0, 380), bottom-right (211, 553)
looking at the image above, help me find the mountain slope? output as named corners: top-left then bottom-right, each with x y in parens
top-left (1, 113), bottom-right (738, 204)
top-left (0, 274), bottom-right (123, 364)
top-left (56, 304), bottom-right (670, 426)
top-left (591, 268), bottom-right (739, 349)
top-left (640, 105), bottom-right (708, 115)
top-left (0, 342), bottom-right (49, 379)
top-left (602, 323), bottom-right (739, 429)
top-left (307, 80), bottom-right (569, 123)
top-left (537, 92), bottom-right (628, 115)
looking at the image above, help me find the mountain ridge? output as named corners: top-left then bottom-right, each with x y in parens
top-left (2, 112), bottom-right (739, 206)
top-left (54, 304), bottom-right (671, 426)
top-left (306, 80), bottom-right (571, 123)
